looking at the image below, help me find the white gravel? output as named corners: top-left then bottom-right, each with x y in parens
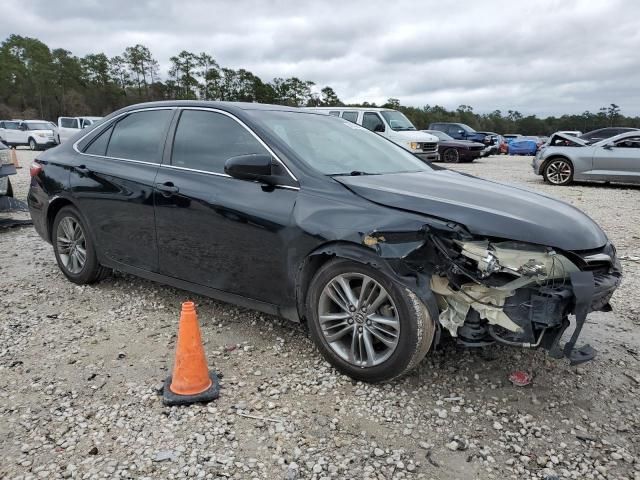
top-left (1, 150), bottom-right (639, 479)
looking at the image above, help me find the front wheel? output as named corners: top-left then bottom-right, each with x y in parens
top-left (52, 206), bottom-right (110, 284)
top-left (543, 158), bottom-right (574, 185)
top-left (28, 138), bottom-right (38, 151)
top-left (306, 259), bottom-right (435, 382)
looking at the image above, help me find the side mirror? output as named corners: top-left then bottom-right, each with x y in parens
top-left (373, 123), bottom-right (385, 133)
top-left (602, 143), bottom-right (613, 150)
top-left (224, 154), bottom-right (275, 184)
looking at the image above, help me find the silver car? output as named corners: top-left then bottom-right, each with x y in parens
top-left (533, 131), bottom-right (640, 186)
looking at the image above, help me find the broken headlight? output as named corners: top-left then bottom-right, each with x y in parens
top-left (456, 239), bottom-right (579, 282)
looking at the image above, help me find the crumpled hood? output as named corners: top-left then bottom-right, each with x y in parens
top-left (335, 170), bottom-right (607, 251)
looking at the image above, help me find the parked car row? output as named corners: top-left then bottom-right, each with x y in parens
top-left (0, 116), bottom-right (104, 151)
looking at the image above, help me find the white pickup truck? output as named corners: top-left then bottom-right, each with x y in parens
top-left (0, 120), bottom-right (59, 150)
top-left (57, 116), bottom-right (103, 143)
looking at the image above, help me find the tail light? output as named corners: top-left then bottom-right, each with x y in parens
top-left (30, 160), bottom-right (43, 177)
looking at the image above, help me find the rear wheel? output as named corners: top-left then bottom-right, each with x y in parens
top-left (543, 158), bottom-right (574, 186)
top-left (443, 148), bottom-right (460, 163)
top-left (306, 259), bottom-right (435, 382)
top-left (52, 206), bottom-right (110, 284)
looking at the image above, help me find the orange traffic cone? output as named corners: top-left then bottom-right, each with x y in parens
top-left (163, 301), bottom-right (220, 406)
top-left (10, 148), bottom-right (21, 169)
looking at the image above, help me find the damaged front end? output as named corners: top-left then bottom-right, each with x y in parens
top-left (366, 227), bottom-right (622, 365)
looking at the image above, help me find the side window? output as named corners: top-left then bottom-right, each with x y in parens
top-left (329, 111), bottom-right (340, 117)
top-left (84, 125), bottom-right (114, 156)
top-left (341, 111), bottom-right (358, 123)
top-left (60, 118), bottom-right (78, 128)
top-left (106, 110), bottom-right (173, 163)
top-left (6, 122), bottom-right (19, 130)
top-left (614, 136), bottom-right (640, 148)
top-left (362, 112), bottom-right (384, 132)
top-left (171, 110), bottom-right (268, 174)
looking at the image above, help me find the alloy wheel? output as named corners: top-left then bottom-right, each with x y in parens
top-left (443, 148), bottom-right (459, 163)
top-left (318, 273), bottom-right (400, 367)
top-left (56, 216), bottom-right (87, 274)
top-left (29, 138), bottom-right (37, 150)
top-left (546, 159), bottom-right (572, 185)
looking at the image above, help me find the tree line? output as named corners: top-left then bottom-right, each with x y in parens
top-left (1, 34), bottom-right (637, 136)
top-left (0, 34), bottom-right (341, 121)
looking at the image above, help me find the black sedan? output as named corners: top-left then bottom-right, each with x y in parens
top-left (422, 130), bottom-right (486, 163)
top-left (28, 101), bottom-right (621, 382)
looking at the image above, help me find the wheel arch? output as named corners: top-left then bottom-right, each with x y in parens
top-left (46, 196), bottom-right (84, 243)
top-left (542, 154), bottom-right (574, 171)
top-left (295, 241), bottom-right (440, 334)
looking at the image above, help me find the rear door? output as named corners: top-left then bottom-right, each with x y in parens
top-left (592, 135), bottom-right (640, 183)
top-left (154, 108), bottom-right (299, 304)
top-left (70, 108), bottom-right (175, 270)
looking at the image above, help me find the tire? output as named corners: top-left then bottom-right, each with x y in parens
top-left (52, 205), bottom-right (110, 284)
top-left (443, 148), bottom-right (460, 163)
top-left (28, 138), bottom-right (38, 151)
top-left (543, 158), bottom-right (574, 186)
top-left (306, 258), bottom-right (435, 383)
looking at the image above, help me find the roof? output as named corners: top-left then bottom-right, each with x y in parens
top-left (119, 100), bottom-right (301, 114)
top-left (304, 106), bottom-right (396, 112)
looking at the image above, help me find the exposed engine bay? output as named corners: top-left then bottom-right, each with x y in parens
top-left (362, 227), bottom-right (622, 365)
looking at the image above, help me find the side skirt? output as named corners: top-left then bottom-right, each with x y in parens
top-left (100, 257), bottom-right (301, 323)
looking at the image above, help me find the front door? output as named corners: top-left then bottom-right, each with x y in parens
top-left (592, 135), bottom-right (640, 184)
top-left (154, 108), bottom-right (298, 305)
top-left (69, 108), bottom-right (175, 270)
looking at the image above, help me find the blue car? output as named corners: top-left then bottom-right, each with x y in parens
top-left (508, 137), bottom-right (539, 155)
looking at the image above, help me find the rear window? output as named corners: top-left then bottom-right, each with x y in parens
top-left (105, 110), bottom-right (173, 163)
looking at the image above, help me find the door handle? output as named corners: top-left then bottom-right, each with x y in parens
top-left (155, 182), bottom-right (179, 196)
top-left (76, 165), bottom-right (90, 174)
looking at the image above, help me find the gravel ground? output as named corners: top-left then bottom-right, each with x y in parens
top-left (1, 150), bottom-right (639, 480)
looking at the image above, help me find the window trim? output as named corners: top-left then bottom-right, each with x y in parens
top-left (73, 106), bottom-right (299, 187)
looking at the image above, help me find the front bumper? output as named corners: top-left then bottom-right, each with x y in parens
top-left (430, 237), bottom-right (622, 365)
top-left (416, 152), bottom-right (440, 162)
top-left (460, 149), bottom-right (483, 161)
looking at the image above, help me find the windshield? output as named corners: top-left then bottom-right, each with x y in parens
top-left (428, 130), bottom-right (453, 141)
top-left (380, 111), bottom-right (416, 131)
top-left (26, 122), bottom-right (51, 130)
top-left (248, 111), bottom-right (431, 176)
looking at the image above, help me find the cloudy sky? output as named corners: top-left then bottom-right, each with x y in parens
top-left (2, 0), bottom-right (639, 116)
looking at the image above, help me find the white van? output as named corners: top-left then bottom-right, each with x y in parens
top-left (305, 107), bottom-right (439, 162)
top-left (57, 116), bottom-right (103, 143)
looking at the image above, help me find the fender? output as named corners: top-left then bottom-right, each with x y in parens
top-left (297, 241), bottom-right (441, 336)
